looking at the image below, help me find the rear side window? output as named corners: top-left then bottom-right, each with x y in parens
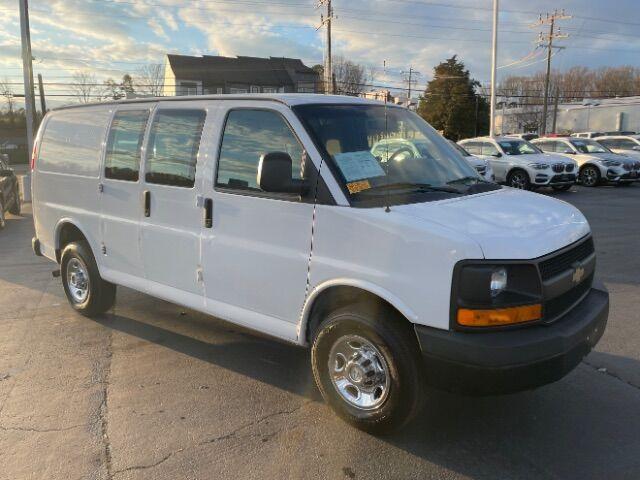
top-left (481, 142), bottom-right (499, 156)
top-left (105, 110), bottom-right (149, 181)
top-left (216, 109), bottom-right (304, 191)
top-left (462, 142), bottom-right (480, 155)
top-left (38, 108), bottom-right (111, 177)
top-left (145, 110), bottom-right (206, 188)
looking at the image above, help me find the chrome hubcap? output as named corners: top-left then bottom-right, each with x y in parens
top-left (510, 173), bottom-right (527, 189)
top-left (328, 335), bottom-right (390, 410)
top-left (582, 168), bottom-right (597, 186)
top-left (67, 258), bottom-right (89, 303)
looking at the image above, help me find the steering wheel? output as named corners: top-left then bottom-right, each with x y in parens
top-left (387, 146), bottom-right (416, 163)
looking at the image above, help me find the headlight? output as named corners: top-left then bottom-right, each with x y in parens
top-left (453, 263), bottom-right (542, 329)
top-left (490, 267), bottom-right (507, 297)
top-left (528, 163), bottom-right (549, 170)
top-left (600, 160), bottom-right (622, 167)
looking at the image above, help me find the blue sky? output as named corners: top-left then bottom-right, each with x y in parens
top-left (0, 0), bottom-right (639, 107)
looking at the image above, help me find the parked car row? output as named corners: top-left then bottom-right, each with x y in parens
top-left (457, 135), bottom-right (640, 190)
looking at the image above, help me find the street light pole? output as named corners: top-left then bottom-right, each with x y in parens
top-left (18, 0), bottom-right (36, 155)
top-left (489, 0), bottom-right (499, 138)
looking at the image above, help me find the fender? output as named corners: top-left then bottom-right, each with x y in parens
top-left (297, 278), bottom-right (419, 345)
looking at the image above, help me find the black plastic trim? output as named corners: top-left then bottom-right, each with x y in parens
top-left (417, 284), bottom-right (609, 395)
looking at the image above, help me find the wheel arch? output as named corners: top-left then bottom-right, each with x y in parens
top-left (298, 280), bottom-right (418, 346)
top-left (54, 219), bottom-right (92, 264)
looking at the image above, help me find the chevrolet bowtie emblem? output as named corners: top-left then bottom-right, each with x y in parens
top-left (572, 265), bottom-right (585, 284)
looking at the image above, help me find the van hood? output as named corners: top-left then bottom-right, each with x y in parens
top-left (506, 152), bottom-right (567, 164)
top-left (393, 188), bottom-right (590, 259)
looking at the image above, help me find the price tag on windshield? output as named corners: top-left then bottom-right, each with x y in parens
top-left (333, 151), bottom-right (386, 182)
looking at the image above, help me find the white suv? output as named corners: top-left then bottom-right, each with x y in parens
top-left (31, 95), bottom-right (609, 433)
top-left (459, 136), bottom-right (578, 191)
top-left (596, 135), bottom-right (640, 161)
top-left (533, 137), bottom-right (640, 187)
top-left (448, 140), bottom-right (495, 181)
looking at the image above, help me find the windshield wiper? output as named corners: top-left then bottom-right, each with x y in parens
top-left (447, 176), bottom-right (487, 186)
top-left (358, 182), bottom-right (462, 195)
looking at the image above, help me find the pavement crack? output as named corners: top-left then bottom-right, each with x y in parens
top-left (583, 359), bottom-right (640, 391)
top-left (112, 453), bottom-right (175, 476)
top-left (111, 402), bottom-right (308, 476)
top-left (0, 423), bottom-right (86, 433)
top-left (95, 327), bottom-right (114, 480)
top-left (200, 401), bottom-right (309, 446)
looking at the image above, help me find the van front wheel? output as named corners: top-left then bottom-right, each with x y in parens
top-left (311, 303), bottom-right (425, 434)
top-left (61, 241), bottom-right (116, 316)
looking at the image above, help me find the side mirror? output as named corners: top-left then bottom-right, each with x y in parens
top-left (491, 152), bottom-right (502, 158)
top-left (257, 152), bottom-right (308, 195)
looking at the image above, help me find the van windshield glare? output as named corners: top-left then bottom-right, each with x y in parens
top-left (293, 104), bottom-right (495, 205)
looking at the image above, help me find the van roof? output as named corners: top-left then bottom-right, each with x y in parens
top-left (51, 93), bottom-right (392, 112)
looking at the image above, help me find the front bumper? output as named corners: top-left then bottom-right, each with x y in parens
top-left (414, 282), bottom-right (609, 395)
top-left (533, 172), bottom-right (576, 185)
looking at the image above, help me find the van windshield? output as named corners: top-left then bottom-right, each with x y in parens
top-left (569, 139), bottom-right (609, 154)
top-left (497, 140), bottom-right (541, 155)
top-left (293, 104), bottom-right (496, 206)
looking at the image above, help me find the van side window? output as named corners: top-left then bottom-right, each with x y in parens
top-left (463, 142), bottom-right (480, 155)
top-left (145, 110), bottom-right (206, 188)
top-left (216, 109), bottom-right (304, 191)
top-left (105, 110), bottom-right (149, 181)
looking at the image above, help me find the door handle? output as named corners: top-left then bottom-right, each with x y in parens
top-left (143, 190), bottom-right (151, 217)
top-left (203, 198), bottom-right (213, 228)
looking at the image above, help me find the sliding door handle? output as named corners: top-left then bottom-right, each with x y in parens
top-left (143, 190), bottom-right (151, 217)
top-left (203, 198), bottom-right (213, 228)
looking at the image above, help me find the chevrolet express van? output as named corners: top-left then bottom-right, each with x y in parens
top-left (31, 95), bottom-right (609, 434)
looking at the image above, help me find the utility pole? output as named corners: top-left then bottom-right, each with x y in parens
top-left (317, 0), bottom-right (334, 94)
top-left (535, 9), bottom-right (570, 135)
top-left (401, 67), bottom-right (421, 105)
top-left (37, 73), bottom-right (46, 115)
top-left (489, 0), bottom-right (499, 137)
top-left (552, 88), bottom-right (560, 133)
top-left (19, 0), bottom-right (36, 154)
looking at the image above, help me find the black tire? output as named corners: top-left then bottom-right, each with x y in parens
top-left (61, 241), bottom-right (116, 316)
top-left (580, 165), bottom-right (600, 187)
top-left (552, 184), bottom-right (572, 192)
top-left (311, 302), bottom-right (425, 435)
top-left (0, 199), bottom-right (5, 229)
top-left (9, 188), bottom-right (20, 215)
top-left (507, 169), bottom-right (531, 190)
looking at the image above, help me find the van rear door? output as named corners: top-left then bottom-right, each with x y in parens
top-left (139, 103), bottom-right (207, 303)
top-left (100, 107), bottom-right (151, 280)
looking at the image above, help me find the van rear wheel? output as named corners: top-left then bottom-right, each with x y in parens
top-left (311, 303), bottom-right (425, 434)
top-left (61, 241), bottom-right (116, 316)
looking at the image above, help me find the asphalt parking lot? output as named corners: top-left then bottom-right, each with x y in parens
top-left (1, 184), bottom-right (639, 480)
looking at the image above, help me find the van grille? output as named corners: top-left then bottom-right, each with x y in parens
top-left (538, 237), bottom-right (595, 281)
top-left (552, 164), bottom-right (564, 173)
top-left (544, 273), bottom-right (594, 321)
top-left (565, 164), bottom-right (575, 173)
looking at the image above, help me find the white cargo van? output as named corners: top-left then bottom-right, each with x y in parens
top-left (31, 95), bottom-right (609, 433)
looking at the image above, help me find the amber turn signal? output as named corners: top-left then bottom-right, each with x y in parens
top-left (457, 304), bottom-right (542, 327)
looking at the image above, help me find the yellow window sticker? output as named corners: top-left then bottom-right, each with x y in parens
top-left (347, 180), bottom-right (371, 194)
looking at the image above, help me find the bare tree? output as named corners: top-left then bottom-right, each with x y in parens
top-left (135, 64), bottom-right (164, 96)
top-left (0, 77), bottom-right (15, 114)
top-left (70, 71), bottom-right (100, 103)
top-left (333, 56), bottom-right (367, 96)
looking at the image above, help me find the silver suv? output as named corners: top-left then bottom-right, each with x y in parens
top-left (458, 136), bottom-right (577, 191)
top-left (532, 137), bottom-right (639, 187)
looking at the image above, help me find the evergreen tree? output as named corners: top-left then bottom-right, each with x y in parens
top-left (417, 56), bottom-right (488, 140)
